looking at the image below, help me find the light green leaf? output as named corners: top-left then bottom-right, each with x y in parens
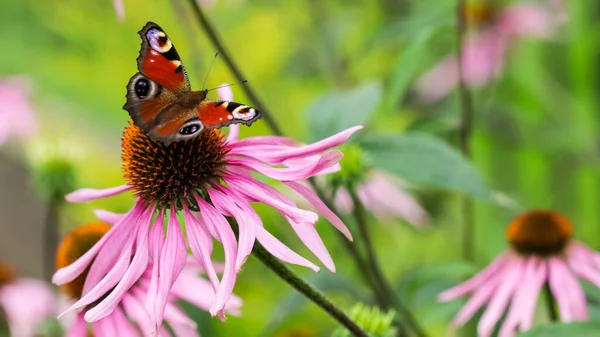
top-left (360, 133), bottom-right (492, 199)
top-left (517, 322), bottom-right (600, 337)
top-left (306, 82), bottom-right (382, 142)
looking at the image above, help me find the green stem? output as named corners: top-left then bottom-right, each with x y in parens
top-left (348, 189), bottom-right (427, 337)
top-left (543, 283), bottom-right (559, 322)
top-left (252, 242), bottom-right (371, 337)
top-left (456, 0), bottom-right (476, 262)
top-left (43, 197), bottom-right (61, 281)
top-left (186, 0), bottom-right (284, 136)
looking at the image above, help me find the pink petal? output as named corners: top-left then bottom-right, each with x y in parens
top-left (52, 203), bottom-right (144, 285)
top-left (217, 84), bottom-right (233, 101)
top-left (123, 291), bottom-right (154, 336)
top-left (498, 3), bottom-right (563, 39)
top-left (477, 257), bottom-right (525, 337)
top-left (93, 209), bottom-right (126, 226)
top-left (145, 212), bottom-right (166, 329)
top-left (452, 273), bottom-right (500, 327)
top-left (91, 317), bottom-right (112, 337)
top-left (84, 216), bottom-right (152, 322)
top-left (209, 187), bottom-right (256, 271)
top-left (151, 207), bottom-right (188, 326)
top-left (64, 313), bottom-right (87, 337)
top-left (113, 0), bottom-right (125, 21)
top-left (183, 204), bottom-right (220, 292)
top-left (558, 258), bottom-right (588, 320)
top-left (229, 150), bottom-right (343, 181)
top-left (228, 126), bottom-right (363, 164)
top-left (111, 307), bottom-right (139, 336)
top-left (285, 180), bottom-right (352, 240)
top-left (548, 257), bottom-right (573, 321)
top-left (226, 124), bottom-right (240, 143)
top-left (196, 196), bottom-right (238, 320)
top-left (65, 185), bottom-right (132, 203)
top-left (439, 252), bottom-right (509, 301)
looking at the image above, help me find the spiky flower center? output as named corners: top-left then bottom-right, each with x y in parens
top-left (122, 122), bottom-right (228, 209)
top-left (506, 210), bottom-right (572, 256)
top-left (0, 261), bottom-right (16, 286)
top-left (56, 222), bottom-right (111, 299)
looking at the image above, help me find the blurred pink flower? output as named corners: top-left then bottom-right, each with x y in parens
top-left (332, 171), bottom-right (429, 227)
top-left (112, 0), bottom-right (218, 21)
top-left (440, 210), bottom-right (598, 337)
top-left (57, 215), bottom-right (242, 336)
top-left (416, 1), bottom-right (566, 103)
top-left (0, 75), bottom-right (38, 147)
top-left (53, 85), bottom-right (359, 329)
top-left (0, 274), bottom-right (56, 337)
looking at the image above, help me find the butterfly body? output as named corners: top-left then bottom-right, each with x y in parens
top-left (123, 22), bottom-right (261, 145)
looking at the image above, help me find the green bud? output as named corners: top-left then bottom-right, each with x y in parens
top-left (331, 303), bottom-right (397, 337)
top-left (32, 158), bottom-right (76, 201)
top-left (327, 144), bottom-right (372, 192)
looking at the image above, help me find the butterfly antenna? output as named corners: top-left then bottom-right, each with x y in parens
top-left (201, 51), bottom-right (220, 91)
top-left (206, 80), bottom-right (248, 92)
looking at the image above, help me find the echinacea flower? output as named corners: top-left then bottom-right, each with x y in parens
top-left (57, 214), bottom-right (242, 336)
top-left (416, 1), bottom-right (566, 103)
top-left (53, 85), bottom-right (360, 329)
top-left (0, 261), bottom-right (56, 337)
top-left (440, 209), bottom-right (600, 337)
top-left (0, 75), bottom-right (38, 147)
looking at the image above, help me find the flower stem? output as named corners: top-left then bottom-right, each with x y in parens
top-left (186, 0), bottom-right (284, 136)
top-left (252, 241), bottom-right (371, 337)
top-left (348, 189), bottom-right (427, 337)
top-left (43, 197), bottom-right (61, 281)
top-left (543, 283), bottom-right (559, 322)
top-left (456, 0), bottom-right (476, 262)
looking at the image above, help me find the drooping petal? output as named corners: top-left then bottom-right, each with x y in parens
top-left (151, 207), bottom-right (188, 326)
top-left (64, 313), bottom-right (87, 337)
top-left (548, 257), bottom-right (573, 321)
top-left (93, 209), bottom-right (126, 226)
top-left (196, 195), bottom-right (238, 320)
top-left (145, 212), bottom-right (166, 330)
top-left (285, 180), bottom-right (352, 240)
top-left (113, 0), bottom-right (125, 21)
top-left (477, 257), bottom-right (525, 337)
top-left (125, 289), bottom-right (155, 336)
top-left (209, 187), bottom-right (256, 272)
top-left (65, 185), bottom-right (132, 203)
top-left (217, 84), bottom-right (233, 101)
top-left (439, 252), bottom-right (509, 301)
top-left (228, 150), bottom-right (343, 181)
top-left (451, 273), bottom-right (500, 327)
top-left (183, 203), bottom-right (219, 292)
top-left (0, 278), bottom-right (55, 337)
top-left (228, 126), bottom-right (362, 164)
top-left (111, 307), bottom-right (139, 336)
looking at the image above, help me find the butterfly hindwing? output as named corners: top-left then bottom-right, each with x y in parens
top-left (197, 100), bottom-right (262, 129)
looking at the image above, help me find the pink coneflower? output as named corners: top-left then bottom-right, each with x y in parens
top-left (416, 1), bottom-right (566, 103)
top-left (0, 75), bottom-right (38, 147)
top-left (53, 85), bottom-right (360, 329)
top-left (440, 210), bottom-right (600, 337)
top-left (0, 261), bottom-right (56, 337)
top-left (56, 216), bottom-right (242, 336)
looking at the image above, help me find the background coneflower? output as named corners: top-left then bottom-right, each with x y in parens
top-left (440, 210), bottom-right (600, 337)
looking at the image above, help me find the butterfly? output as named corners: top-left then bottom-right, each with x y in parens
top-left (123, 21), bottom-right (262, 145)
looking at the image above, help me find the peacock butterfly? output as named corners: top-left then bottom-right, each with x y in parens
top-left (123, 21), bottom-right (262, 145)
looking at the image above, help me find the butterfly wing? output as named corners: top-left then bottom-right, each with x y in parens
top-left (124, 22), bottom-right (196, 143)
top-left (197, 100), bottom-right (262, 129)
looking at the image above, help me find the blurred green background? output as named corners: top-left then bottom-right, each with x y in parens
top-left (1, 0), bottom-right (599, 336)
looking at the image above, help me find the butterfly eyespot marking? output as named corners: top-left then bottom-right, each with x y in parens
top-left (179, 121), bottom-right (204, 136)
top-left (134, 78), bottom-right (150, 99)
top-left (147, 28), bottom-right (172, 53)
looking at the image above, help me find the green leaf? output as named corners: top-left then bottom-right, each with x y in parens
top-left (517, 322), bottom-right (600, 337)
top-left (382, 29), bottom-right (436, 113)
top-left (306, 82), bottom-right (382, 142)
top-left (360, 133), bottom-right (492, 199)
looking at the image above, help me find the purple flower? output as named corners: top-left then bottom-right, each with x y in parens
top-left (440, 210), bottom-right (599, 337)
top-left (56, 214), bottom-right (241, 336)
top-left (53, 85), bottom-right (360, 329)
top-left (416, 1), bottom-right (566, 103)
top-left (0, 262), bottom-right (56, 337)
top-left (0, 75), bottom-right (38, 147)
